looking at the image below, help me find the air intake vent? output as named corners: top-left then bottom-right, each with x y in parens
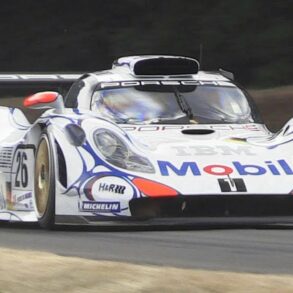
top-left (182, 129), bottom-right (215, 135)
top-left (134, 57), bottom-right (199, 75)
top-left (113, 56), bottom-right (199, 76)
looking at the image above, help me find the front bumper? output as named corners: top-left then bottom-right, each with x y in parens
top-left (55, 194), bottom-right (293, 227)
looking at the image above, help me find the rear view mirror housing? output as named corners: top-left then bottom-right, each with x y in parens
top-left (23, 91), bottom-right (64, 113)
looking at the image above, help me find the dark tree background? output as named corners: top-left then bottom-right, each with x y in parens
top-left (0, 0), bottom-right (292, 87)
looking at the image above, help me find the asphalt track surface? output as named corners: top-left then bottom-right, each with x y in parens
top-left (1, 222), bottom-right (293, 274)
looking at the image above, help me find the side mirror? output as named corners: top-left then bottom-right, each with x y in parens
top-left (23, 91), bottom-right (64, 113)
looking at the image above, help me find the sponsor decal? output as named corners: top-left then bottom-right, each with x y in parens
top-left (16, 192), bottom-right (32, 203)
top-left (11, 190), bottom-right (34, 211)
top-left (158, 159), bottom-right (293, 176)
top-left (171, 145), bottom-right (255, 156)
top-left (98, 183), bottom-right (126, 194)
top-left (84, 176), bottom-right (135, 201)
top-left (218, 178), bottom-right (247, 192)
top-left (82, 201), bottom-right (121, 213)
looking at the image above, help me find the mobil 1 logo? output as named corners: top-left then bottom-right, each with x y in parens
top-left (218, 178), bottom-right (247, 192)
top-left (12, 145), bottom-right (35, 190)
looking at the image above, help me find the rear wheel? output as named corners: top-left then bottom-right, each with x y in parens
top-left (34, 134), bottom-right (55, 229)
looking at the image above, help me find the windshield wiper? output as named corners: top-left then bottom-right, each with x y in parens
top-left (173, 87), bottom-right (193, 119)
top-left (115, 117), bottom-right (142, 124)
top-left (146, 115), bottom-right (190, 124)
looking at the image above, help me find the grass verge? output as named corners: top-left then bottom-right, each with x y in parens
top-left (1, 248), bottom-right (293, 293)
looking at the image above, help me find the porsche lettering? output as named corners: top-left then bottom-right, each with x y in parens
top-left (99, 80), bottom-right (233, 89)
top-left (121, 124), bottom-right (261, 132)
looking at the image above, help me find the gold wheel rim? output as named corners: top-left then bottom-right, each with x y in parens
top-left (35, 138), bottom-right (50, 218)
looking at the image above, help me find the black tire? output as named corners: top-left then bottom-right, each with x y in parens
top-left (34, 133), bottom-right (55, 229)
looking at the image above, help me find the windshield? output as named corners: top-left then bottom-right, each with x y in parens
top-left (91, 84), bottom-right (259, 124)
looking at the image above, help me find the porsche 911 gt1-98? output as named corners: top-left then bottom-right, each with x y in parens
top-left (0, 56), bottom-right (292, 228)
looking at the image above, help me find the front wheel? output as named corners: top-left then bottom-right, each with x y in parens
top-left (34, 133), bottom-right (55, 229)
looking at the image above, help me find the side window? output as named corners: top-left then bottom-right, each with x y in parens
top-left (65, 80), bottom-right (85, 108)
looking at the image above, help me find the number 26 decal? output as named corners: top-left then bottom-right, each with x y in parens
top-left (12, 146), bottom-right (35, 190)
top-left (15, 151), bottom-right (28, 188)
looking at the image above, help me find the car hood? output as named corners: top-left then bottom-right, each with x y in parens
top-left (121, 123), bottom-right (293, 195)
top-left (122, 123), bottom-right (268, 153)
top-left (69, 115), bottom-right (293, 195)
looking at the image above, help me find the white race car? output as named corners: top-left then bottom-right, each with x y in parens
top-left (0, 55), bottom-right (292, 228)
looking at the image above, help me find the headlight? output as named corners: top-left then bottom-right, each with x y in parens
top-left (94, 129), bottom-right (155, 173)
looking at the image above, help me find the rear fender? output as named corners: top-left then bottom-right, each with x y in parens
top-left (0, 107), bottom-right (30, 144)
